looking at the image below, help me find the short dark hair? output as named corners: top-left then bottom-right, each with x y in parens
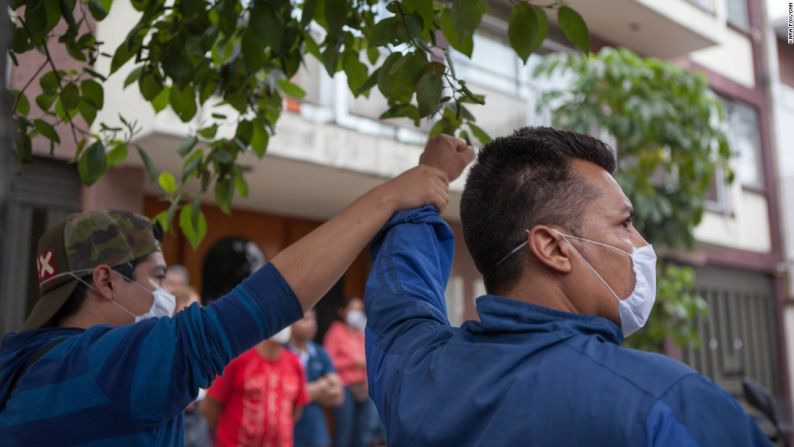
top-left (460, 126), bottom-right (616, 294)
top-left (47, 255), bottom-right (148, 327)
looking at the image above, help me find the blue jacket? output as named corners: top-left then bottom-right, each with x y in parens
top-left (287, 341), bottom-right (336, 447)
top-left (0, 263), bottom-right (303, 446)
top-left (365, 206), bottom-right (769, 447)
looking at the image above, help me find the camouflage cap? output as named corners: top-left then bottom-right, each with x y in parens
top-left (23, 210), bottom-right (162, 330)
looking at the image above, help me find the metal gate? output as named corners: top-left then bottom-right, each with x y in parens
top-left (683, 266), bottom-right (779, 398)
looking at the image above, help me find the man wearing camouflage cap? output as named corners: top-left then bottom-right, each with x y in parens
top-left (0, 136), bottom-right (475, 446)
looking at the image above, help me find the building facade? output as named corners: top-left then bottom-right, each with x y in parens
top-left (2, 0), bottom-right (790, 428)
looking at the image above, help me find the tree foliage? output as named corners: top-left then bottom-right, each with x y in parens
top-left (8, 0), bottom-right (589, 248)
top-left (534, 47), bottom-right (733, 351)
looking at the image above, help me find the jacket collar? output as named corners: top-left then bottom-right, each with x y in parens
top-left (463, 295), bottom-right (623, 345)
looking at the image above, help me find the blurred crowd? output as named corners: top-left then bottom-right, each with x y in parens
top-left (164, 266), bottom-right (386, 447)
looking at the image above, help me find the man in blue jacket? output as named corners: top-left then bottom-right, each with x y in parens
top-left (0, 138), bottom-right (454, 446)
top-left (365, 126), bottom-right (770, 446)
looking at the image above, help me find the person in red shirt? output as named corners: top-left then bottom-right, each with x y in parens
top-left (323, 298), bottom-right (380, 447)
top-left (202, 327), bottom-right (309, 447)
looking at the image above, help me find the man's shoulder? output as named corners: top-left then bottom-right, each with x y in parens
top-left (565, 338), bottom-right (698, 400)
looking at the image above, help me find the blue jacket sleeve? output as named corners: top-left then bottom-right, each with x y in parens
top-left (365, 206), bottom-right (454, 408)
top-left (645, 374), bottom-right (771, 447)
top-left (87, 262), bottom-right (303, 426)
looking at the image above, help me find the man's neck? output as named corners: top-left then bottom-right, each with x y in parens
top-left (504, 279), bottom-right (579, 314)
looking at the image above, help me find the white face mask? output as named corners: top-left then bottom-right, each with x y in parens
top-left (345, 309), bottom-right (367, 331)
top-left (270, 326), bottom-right (292, 344)
top-left (557, 233), bottom-right (657, 337)
top-left (68, 269), bottom-right (176, 323)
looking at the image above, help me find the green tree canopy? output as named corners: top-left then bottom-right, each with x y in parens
top-left (8, 0), bottom-right (589, 247)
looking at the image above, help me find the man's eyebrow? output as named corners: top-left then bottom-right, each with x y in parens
top-left (621, 205), bottom-right (635, 217)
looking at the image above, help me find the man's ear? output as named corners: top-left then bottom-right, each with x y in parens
top-left (528, 226), bottom-right (573, 274)
top-left (90, 265), bottom-right (115, 300)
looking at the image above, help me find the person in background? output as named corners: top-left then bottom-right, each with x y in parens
top-left (288, 310), bottom-right (344, 447)
top-left (164, 264), bottom-right (189, 293)
top-left (173, 287), bottom-right (212, 447)
top-left (201, 327), bottom-right (309, 447)
top-left (324, 298), bottom-right (375, 447)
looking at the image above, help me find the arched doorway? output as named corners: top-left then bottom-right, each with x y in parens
top-left (201, 237), bottom-right (266, 303)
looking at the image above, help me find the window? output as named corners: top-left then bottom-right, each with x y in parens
top-left (686, 0), bottom-right (715, 13)
top-left (721, 97), bottom-right (764, 189)
top-left (725, 0), bottom-right (750, 30)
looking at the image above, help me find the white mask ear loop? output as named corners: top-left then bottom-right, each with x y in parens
top-left (554, 231), bottom-right (629, 302)
top-left (67, 272), bottom-right (140, 319)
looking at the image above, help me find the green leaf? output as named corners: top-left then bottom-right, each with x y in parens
top-left (416, 72), bottom-right (443, 118)
top-left (181, 150), bottom-right (204, 182)
top-left (250, 2), bottom-right (283, 50)
top-left (40, 70), bottom-right (61, 93)
top-left (78, 99), bottom-right (98, 125)
top-left (179, 203), bottom-right (207, 249)
top-left (214, 179), bottom-right (233, 214)
top-left (151, 87), bottom-right (170, 113)
top-left (468, 122), bottom-right (492, 144)
top-left (558, 6), bottom-right (589, 53)
top-left (88, 0), bottom-right (112, 20)
top-left (110, 38), bottom-right (138, 74)
top-left (325, 0), bottom-right (347, 37)
top-left (211, 148), bottom-right (234, 164)
top-left (367, 47), bottom-right (380, 65)
top-left (177, 136), bottom-right (198, 157)
top-left (11, 90), bottom-right (30, 116)
top-left (60, 83), bottom-right (81, 111)
top-left (301, 0), bottom-right (318, 26)
top-left (137, 146), bottom-right (157, 182)
top-left (378, 51), bottom-right (428, 103)
top-left (276, 79), bottom-right (306, 99)
top-left (124, 66), bottom-right (143, 88)
top-left (139, 71), bottom-right (163, 101)
top-left (106, 142), bottom-right (128, 167)
top-left (440, 0), bottom-right (488, 57)
top-left (198, 124), bottom-right (218, 139)
top-left (251, 120), bottom-right (269, 158)
top-left (164, 196), bottom-right (182, 233)
top-left (25, 0), bottom-right (48, 38)
top-left (403, 0), bottom-right (434, 35)
top-left (163, 51), bottom-right (193, 83)
top-left (508, 3), bottom-right (548, 63)
top-left (234, 169), bottom-right (250, 197)
top-left (78, 141), bottom-right (107, 185)
top-left (84, 68), bottom-right (108, 82)
top-left (367, 17), bottom-right (400, 48)
top-left (169, 84), bottom-right (198, 122)
top-left (321, 44), bottom-right (341, 76)
top-left (158, 171), bottom-right (177, 194)
top-left (80, 79), bottom-right (104, 109)
top-left (343, 53), bottom-right (369, 95)
top-left (241, 30), bottom-right (266, 69)
top-left (357, 67), bottom-right (380, 96)
top-left (380, 104), bottom-right (421, 125)
top-left (36, 93), bottom-right (57, 111)
top-left (33, 119), bottom-right (60, 144)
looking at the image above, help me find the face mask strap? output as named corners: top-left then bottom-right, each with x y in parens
top-left (492, 230), bottom-right (531, 270)
top-left (67, 272), bottom-right (140, 319)
top-left (555, 231), bottom-right (632, 258)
